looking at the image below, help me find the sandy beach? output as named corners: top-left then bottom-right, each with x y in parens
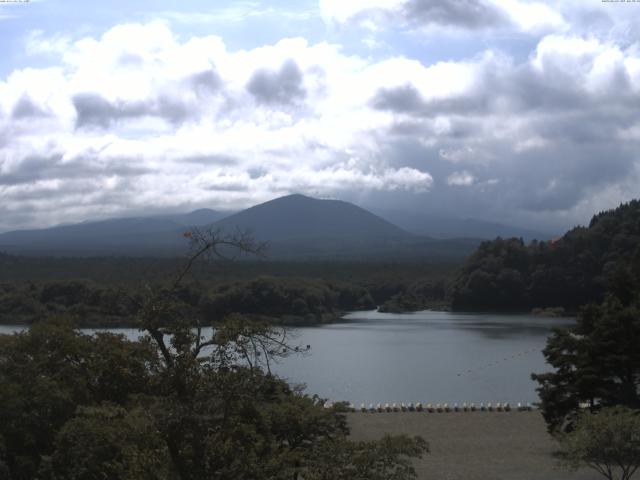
top-left (348, 411), bottom-right (601, 480)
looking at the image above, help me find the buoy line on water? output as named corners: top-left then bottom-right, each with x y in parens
top-left (455, 347), bottom-right (539, 377)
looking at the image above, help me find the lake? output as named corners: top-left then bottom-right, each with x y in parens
top-left (0, 310), bottom-right (574, 405)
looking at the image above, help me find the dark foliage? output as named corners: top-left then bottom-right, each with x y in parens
top-left (202, 276), bottom-right (375, 324)
top-left (0, 281), bottom-right (142, 327)
top-left (0, 227), bottom-right (429, 479)
top-left (378, 278), bottom-right (448, 313)
top-left (0, 277), bottom-right (376, 327)
top-left (559, 406), bottom-right (640, 480)
top-left (0, 257), bottom-right (457, 327)
top-left (0, 319), bottom-right (156, 479)
top-left (532, 295), bottom-right (640, 433)
top-left (450, 200), bottom-right (640, 311)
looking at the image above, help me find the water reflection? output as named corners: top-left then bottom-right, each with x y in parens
top-left (0, 310), bottom-right (574, 405)
top-left (273, 310), bottom-right (574, 404)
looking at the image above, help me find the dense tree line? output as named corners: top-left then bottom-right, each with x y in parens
top-left (378, 278), bottom-right (448, 313)
top-left (0, 253), bottom-right (457, 323)
top-left (0, 281), bottom-right (141, 327)
top-left (524, 201), bottom-right (640, 437)
top-left (0, 277), bottom-right (377, 327)
top-left (203, 277), bottom-right (375, 325)
top-left (0, 253), bottom-right (454, 287)
top-left (449, 200), bottom-right (640, 311)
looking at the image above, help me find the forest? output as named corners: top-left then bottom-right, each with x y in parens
top-left (0, 277), bottom-right (377, 328)
top-left (449, 200), bottom-right (640, 312)
top-left (0, 256), bottom-right (455, 326)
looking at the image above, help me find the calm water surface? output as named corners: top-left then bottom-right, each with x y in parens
top-left (0, 310), bottom-right (574, 405)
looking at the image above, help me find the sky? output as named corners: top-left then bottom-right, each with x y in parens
top-left (1, 0), bottom-right (639, 234)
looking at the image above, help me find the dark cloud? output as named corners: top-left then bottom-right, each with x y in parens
top-left (71, 68), bottom-right (223, 129)
top-left (248, 167), bottom-right (268, 179)
top-left (0, 128), bottom-right (8, 149)
top-left (11, 95), bottom-right (50, 119)
top-left (72, 92), bottom-right (191, 129)
top-left (370, 51), bottom-right (640, 220)
top-left (371, 55), bottom-right (640, 131)
top-left (187, 68), bottom-right (222, 95)
top-left (371, 84), bottom-right (424, 114)
top-left (371, 83), bottom-right (489, 117)
top-left (154, 94), bottom-right (191, 123)
top-left (0, 153), bottom-right (150, 186)
top-left (246, 59), bottom-right (306, 105)
top-left (204, 181), bottom-right (249, 192)
top-left (72, 93), bottom-right (114, 128)
top-left (507, 142), bottom-right (634, 212)
top-left (402, 0), bottom-right (509, 30)
top-left (182, 154), bottom-right (238, 165)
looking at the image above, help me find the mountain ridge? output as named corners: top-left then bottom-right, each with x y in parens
top-left (0, 194), bottom-right (476, 260)
top-left (212, 194), bottom-right (413, 242)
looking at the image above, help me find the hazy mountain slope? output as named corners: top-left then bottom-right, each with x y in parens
top-left (0, 209), bottom-right (228, 255)
top-left (374, 210), bottom-right (553, 241)
top-left (0, 195), bottom-right (479, 260)
top-left (213, 194), bottom-right (411, 241)
top-left (212, 194), bottom-right (479, 260)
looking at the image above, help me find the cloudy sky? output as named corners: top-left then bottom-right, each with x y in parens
top-left (1, 0), bottom-right (639, 233)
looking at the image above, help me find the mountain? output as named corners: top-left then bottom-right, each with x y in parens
top-left (373, 209), bottom-right (553, 241)
top-left (209, 194), bottom-right (478, 260)
top-left (213, 194), bottom-right (409, 242)
top-left (0, 209), bottom-right (228, 256)
top-left (0, 195), bottom-right (479, 260)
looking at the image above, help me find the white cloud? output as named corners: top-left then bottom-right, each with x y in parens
top-left (161, 3), bottom-right (318, 24)
top-left (0, 22), bottom-right (437, 230)
top-left (447, 171), bottom-right (475, 186)
top-left (489, 0), bottom-right (566, 34)
top-left (319, 0), bottom-right (401, 24)
top-left (2, 16), bottom-right (640, 232)
top-left (24, 30), bottom-right (71, 56)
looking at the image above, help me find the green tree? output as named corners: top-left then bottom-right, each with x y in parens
top-left (0, 319), bottom-right (154, 479)
top-left (560, 407), bottom-right (640, 480)
top-left (532, 296), bottom-right (640, 432)
top-left (46, 405), bottom-right (170, 480)
top-left (306, 434), bottom-right (428, 480)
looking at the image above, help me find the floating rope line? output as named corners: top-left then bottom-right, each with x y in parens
top-left (455, 348), bottom-right (539, 377)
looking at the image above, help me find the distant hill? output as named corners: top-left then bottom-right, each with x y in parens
top-left (0, 195), bottom-right (480, 260)
top-left (211, 194), bottom-right (478, 260)
top-left (0, 209), bottom-right (228, 256)
top-left (373, 210), bottom-right (553, 241)
top-left (449, 199), bottom-right (640, 311)
top-left (214, 194), bottom-right (409, 241)
top-left (155, 208), bottom-right (227, 227)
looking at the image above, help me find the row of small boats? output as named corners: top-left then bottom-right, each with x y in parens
top-left (325, 401), bottom-right (535, 413)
